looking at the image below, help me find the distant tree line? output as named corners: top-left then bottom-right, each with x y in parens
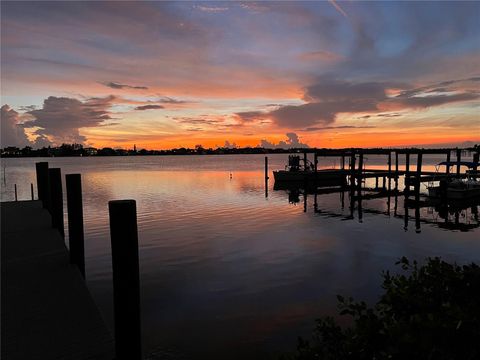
top-left (1, 143), bottom-right (478, 158)
top-left (0, 143), bottom-right (310, 158)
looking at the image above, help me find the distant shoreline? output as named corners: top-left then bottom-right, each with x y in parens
top-left (1, 145), bottom-right (478, 158)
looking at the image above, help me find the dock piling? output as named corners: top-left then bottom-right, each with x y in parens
top-left (405, 152), bottom-right (410, 197)
top-left (49, 168), bottom-right (64, 238)
top-left (264, 156), bottom-right (269, 197)
top-left (66, 174), bottom-right (85, 278)
top-left (388, 152), bottom-right (392, 190)
top-left (14, 184), bottom-right (17, 201)
top-left (349, 153), bottom-right (356, 186)
top-left (446, 151), bottom-right (451, 175)
top-left (395, 151), bottom-right (399, 189)
top-left (473, 152), bottom-right (479, 180)
top-left (456, 148), bottom-right (461, 175)
top-left (357, 152), bottom-right (364, 194)
top-left (108, 200), bottom-right (142, 360)
top-left (31, 183), bottom-right (34, 200)
top-left (35, 162), bottom-right (51, 211)
top-left (264, 156), bottom-right (269, 180)
top-left (415, 152), bottom-right (423, 202)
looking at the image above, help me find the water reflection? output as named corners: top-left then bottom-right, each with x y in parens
top-left (1, 155), bottom-right (480, 360)
top-left (274, 183), bottom-right (480, 233)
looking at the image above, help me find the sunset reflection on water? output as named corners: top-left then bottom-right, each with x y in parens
top-left (1, 155), bottom-right (479, 359)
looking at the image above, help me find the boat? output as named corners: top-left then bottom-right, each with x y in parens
top-left (427, 161), bottom-right (480, 199)
top-left (273, 155), bottom-right (346, 186)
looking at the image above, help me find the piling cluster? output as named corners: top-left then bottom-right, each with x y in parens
top-left (34, 162), bottom-right (142, 360)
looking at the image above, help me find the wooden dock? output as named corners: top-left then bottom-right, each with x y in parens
top-left (1, 200), bottom-right (114, 360)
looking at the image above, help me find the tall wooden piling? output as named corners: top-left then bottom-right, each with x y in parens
top-left (108, 200), bottom-right (142, 360)
top-left (14, 184), bottom-right (17, 201)
top-left (446, 151), bottom-right (451, 175)
top-left (264, 156), bottom-right (269, 180)
top-left (415, 152), bottom-right (423, 202)
top-left (388, 152), bottom-right (392, 190)
top-left (66, 174), bottom-right (85, 278)
top-left (395, 151), bottom-right (399, 189)
top-left (31, 183), bottom-right (34, 200)
top-left (314, 152), bottom-right (318, 184)
top-left (49, 168), bottom-right (64, 238)
top-left (349, 153), bottom-right (356, 186)
top-left (35, 162), bottom-right (51, 211)
top-left (357, 152), bottom-right (364, 194)
top-left (473, 152), bottom-right (479, 180)
top-left (264, 156), bottom-right (269, 197)
top-left (405, 152), bottom-right (410, 196)
top-left (456, 148), bottom-right (462, 175)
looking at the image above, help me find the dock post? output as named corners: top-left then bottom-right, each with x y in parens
top-left (49, 168), bottom-right (64, 238)
top-left (357, 151), bottom-right (364, 194)
top-left (473, 152), bottom-right (479, 180)
top-left (415, 152), bottom-right (423, 202)
top-left (264, 156), bottom-right (269, 180)
top-left (405, 151), bottom-right (410, 196)
top-left (31, 183), bottom-right (34, 200)
top-left (314, 152), bottom-right (318, 185)
top-left (108, 200), bottom-right (142, 360)
top-left (388, 151), bottom-right (392, 190)
top-left (66, 174), bottom-right (85, 278)
top-left (14, 184), bottom-right (17, 201)
top-left (395, 151), bottom-right (399, 189)
top-left (446, 151), bottom-right (451, 175)
top-left (341, 155), bottom-right (345, 170)
top-left (35, 162), bottom-right (51, 211)
top-left (456, 148), bottom-right (461, 175)
top-left (264, 156), bottom-right (269, 198)
top-left (349, 152), bottom-right (356, 186)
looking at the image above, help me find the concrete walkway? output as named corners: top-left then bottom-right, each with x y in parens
top-left (1, 200), bottom-right (114, 360)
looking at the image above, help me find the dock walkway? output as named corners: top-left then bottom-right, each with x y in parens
top-left (1, 200), bottom-right (114, 360)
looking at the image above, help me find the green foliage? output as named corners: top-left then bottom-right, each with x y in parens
top-left (286, 257), bottom-right (480, 360)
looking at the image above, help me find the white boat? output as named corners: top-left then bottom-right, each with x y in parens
top-left (427, 161), bottom-right (480, 199)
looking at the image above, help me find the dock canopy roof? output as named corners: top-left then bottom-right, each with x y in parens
top-left (438, 161), bottom-right (479, 168)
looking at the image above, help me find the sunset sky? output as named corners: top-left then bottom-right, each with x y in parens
top-left (1, 1), bottom-right (479, 150)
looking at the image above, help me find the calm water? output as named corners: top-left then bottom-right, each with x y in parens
top-left (2, 154), bottom-right (479, 359)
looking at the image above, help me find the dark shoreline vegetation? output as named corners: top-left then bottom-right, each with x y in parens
top-left (1, 143), bottom-right (479, 158)
top-left (283, 257), bottom-right (480, 360)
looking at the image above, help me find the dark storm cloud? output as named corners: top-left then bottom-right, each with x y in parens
top-left (389, 92), bottom-right (480, 109)
top-left (24, 95), bottom-right (116, 145)
top-left (234, 111), bottom-right (266, 123)
top-left (267, 77), bottom-right (392, 127)
top-left (1, 105), bottom-right (32, 147)
top-left (134, 104), bottom-right (164, 111)
top-left (103, 81), bottom-right (148, 90)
